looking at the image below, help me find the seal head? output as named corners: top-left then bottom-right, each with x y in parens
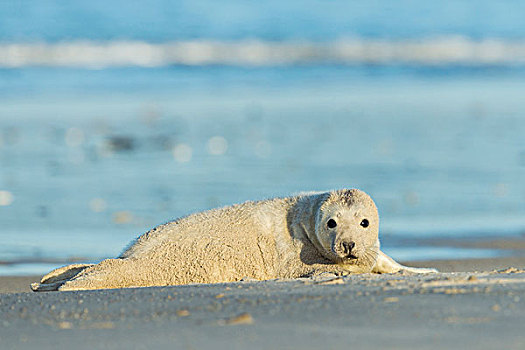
top-left (313, 189), bottom-right (379, 269)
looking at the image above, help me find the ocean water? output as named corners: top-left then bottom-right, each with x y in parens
top-left (1, 1), bottom-right (524, 275)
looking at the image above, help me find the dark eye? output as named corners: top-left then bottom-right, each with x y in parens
top-left (327, 219), bottom-right (337, 229)
top-left (360, 219), bottom-right (369, 228)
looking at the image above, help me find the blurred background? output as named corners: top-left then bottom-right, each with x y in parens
top-left (1, 0), bottom-right (524, 275)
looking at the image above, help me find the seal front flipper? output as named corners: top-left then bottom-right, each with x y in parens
top-left (31, 263), bottom-right (94, 292)
top-left (372, 250), bottom-right (438, 274)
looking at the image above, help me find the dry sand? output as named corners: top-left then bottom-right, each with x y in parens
top-left (1, 257), bottom-right (524, 350)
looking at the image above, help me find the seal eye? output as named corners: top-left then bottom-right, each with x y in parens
top-left (360, 219), bottom-right (369, 228)
top-left (327, 219), bottom-right (337, 229)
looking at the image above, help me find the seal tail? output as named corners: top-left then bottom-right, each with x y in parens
top-left (30, 263), bottom-right (94, 292)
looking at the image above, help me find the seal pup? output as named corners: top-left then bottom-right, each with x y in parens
top-left (31, 189), bottom-right (436, 291)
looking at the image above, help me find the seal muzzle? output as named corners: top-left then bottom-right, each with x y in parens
top-left (332, 238), bottom-right (358, 260)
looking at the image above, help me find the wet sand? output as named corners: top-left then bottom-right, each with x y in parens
top-left (1, 257), bottom-right (524, 350)
top-left (0, 276), bottom-right (36, 294)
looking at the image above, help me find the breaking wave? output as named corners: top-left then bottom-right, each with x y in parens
top-left (2, 37), bottom-right (525, 68)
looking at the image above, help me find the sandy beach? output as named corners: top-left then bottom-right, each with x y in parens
top-left (1, 257), bottom-right (524, 350)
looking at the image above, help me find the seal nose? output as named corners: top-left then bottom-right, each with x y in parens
top-left (332, 239), bottom-right (358, 259)
top-left (342, 241), bottom-right (356, 257)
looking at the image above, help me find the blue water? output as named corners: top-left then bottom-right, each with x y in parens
top-left (1, 1), bottom-right (524, 275)
top-left (2, 1), bottom-right (525, 41)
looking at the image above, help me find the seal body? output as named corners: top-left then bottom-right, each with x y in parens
top-left (32, 189), bottom-right (436, 291)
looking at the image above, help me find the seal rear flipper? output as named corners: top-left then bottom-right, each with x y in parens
top-left (40, 263), bottom-right (95, 284)
top-left (31, 263), bottom-right (94, 292)
top-left (31, 281), bottom-right (67, 292)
